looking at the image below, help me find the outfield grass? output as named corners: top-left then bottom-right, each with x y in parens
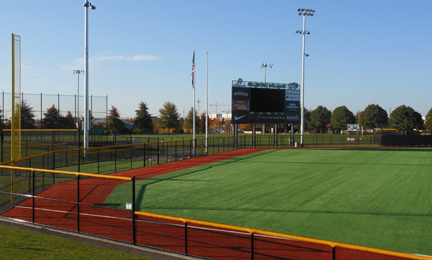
top-left (105, 148), bottom-right (432, 256)
top-left (0, 225), bottom-right (152, 259)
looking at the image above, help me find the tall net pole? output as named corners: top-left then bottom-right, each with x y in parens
top-left (11, 33), bottom-right (21, 206)
top-left (84, 0), bottom-right (90, 155)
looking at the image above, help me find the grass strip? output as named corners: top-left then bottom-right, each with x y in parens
top-left (0, 224), bottom-right (152, 259)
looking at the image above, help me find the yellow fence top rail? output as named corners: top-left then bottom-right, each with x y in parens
top-left (0, 165), bottom-right (132, 181)
top-left (134, 211), bottom-right (431, 260)
top-left (3, 129), bottom-right (78, 132)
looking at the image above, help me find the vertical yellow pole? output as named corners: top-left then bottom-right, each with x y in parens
top-left (10, 33), bottom-right (21, 207)
top-left (11, 33), bottom-right (15, 206)
top-left (18, 35), bottom-right (22, 160)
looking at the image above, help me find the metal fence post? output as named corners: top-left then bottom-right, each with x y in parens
top-left (251, 233), bottom-right (254, 260)
top-left (32, 170), bottom-right (35, 224)
top-left (77, 174), bottom-right (80, 233)
top-left (115, 147), bottom-right (117, 172)
top-left (52, 153), bottom-right (56, 184)
top-left (97, 148), bottom-right (100, 174)
top-left (26, 132), bottom-right (28, 157)
top-left (150, 142), bottom-right (152, 166)
top-left (78, 132), bottom-right (81, 172)
top-left (28, 170), bottom-right (31, 195)
top-left (1, 127), bottom-right (3, 167)
top-left (157, 141), bottom-right (160, 165)
top-left (132, 176), bottom-right (136, 245)
top-left (189, 140), bottom-right (192, 158)
top-left (52, 131), bottom-right (54, 151)
top-left (143, 144), bottom-right (146, 168)
top-left (52, 152), bottom-right (55, 170)
top-left (185, 222), bottom-right (188, 255)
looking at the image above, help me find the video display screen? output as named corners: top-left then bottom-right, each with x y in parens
top-left (249, 88), bottom-right (285, 112)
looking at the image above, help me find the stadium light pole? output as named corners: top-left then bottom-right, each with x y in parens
top-left (296, 8), bottom-right (314, 146)
top-left (261, 63), bottom-right (273, 83)
top-left (83, 1), bottom-right (96, 155)
top-left (73, 70), bottom-right (84, 128)
top-left (261, 63), bottom-right (272, 136)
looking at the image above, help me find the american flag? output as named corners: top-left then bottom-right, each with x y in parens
top-left (191, 48), bottom-right (195, 87)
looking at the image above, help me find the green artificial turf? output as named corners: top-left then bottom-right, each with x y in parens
top-left (0, 225), bottom-right (152, 259)
top-left (105, 148), bottom-right (432, 255)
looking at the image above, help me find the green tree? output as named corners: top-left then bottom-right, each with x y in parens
top-left (133, 102), bottom-right (153, 134)
top-left (60, 111), bottom-right (76, 129)
top-left (106, 106), bottom-right (127, 134)
top-left (330, 106), bottom-right (356, 133)
top-left (184, 107), bottom-right (199, 133)
top-left (310, 106), bottom-right (331, 132)
top-left (158, 101), bottom-right (180, 133)
top-left (425, 108), bottom-right (432, 131)
top-left (20, 100), bottom-right (36, 129)
top-left (198, 112), bottom-right (209, 133)
top-left (294, 108), bottom-right (311, 133)
top-left (359, 104), bottom-right (388, 129)
top-left (177, 117), bottom-right (185, 133)
top-left (388, 105), bottom-right (424, 135)
top-left (42, 105), bottom-right (61, 129)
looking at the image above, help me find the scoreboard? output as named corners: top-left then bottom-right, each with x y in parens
top-left (232, 79), bottom-right (301, 125)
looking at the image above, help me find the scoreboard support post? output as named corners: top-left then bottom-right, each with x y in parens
top-left (252, 124), bottom-right (256, 148)
top-left (234, 124), bottom-right (238, 149)
top-left (274, 124), bottom-right (278, 148)
top-left (290, 124), bottom-right (295, 147)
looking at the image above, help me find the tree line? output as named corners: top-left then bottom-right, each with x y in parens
top-left (2, 101), bottom-right (431, 135)
top-left (293, 104), bottom-right (432, 135)
top-left (1, 101), bottom-right (75, 129)
top-left (0, 100), bottom-right (228, 134)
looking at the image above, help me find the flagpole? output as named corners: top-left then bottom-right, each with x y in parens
top-left (205, 52), bottom-right (208, 151)
top-left (192, 47), bottom-right (196, 149)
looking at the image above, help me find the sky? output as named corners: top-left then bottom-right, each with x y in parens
top-left (1, 0), bottom-right (431, 120)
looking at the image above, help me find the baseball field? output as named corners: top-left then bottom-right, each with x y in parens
top-left (104, 148), bottom-right (432, 255)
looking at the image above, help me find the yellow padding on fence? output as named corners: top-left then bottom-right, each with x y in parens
top-left (0, 165), bottom-right (131, 181)
top-left (134, 211), bottom-right (431, 260)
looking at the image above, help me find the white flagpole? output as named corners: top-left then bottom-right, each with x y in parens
top-left (193, 47), bottom-right (196, 149)
top-left (205, 52), bottom-right (208, 151)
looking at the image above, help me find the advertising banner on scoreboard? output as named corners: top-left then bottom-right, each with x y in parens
top-left (285, 89), bottom-right (301, 124)
top-left (232, 79), bottom-right (300, 124)
top-left (232, 86), bottom-right (250, 124)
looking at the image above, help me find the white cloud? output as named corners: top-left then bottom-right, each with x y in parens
top-left (62, 54), bottom-right (161, 71)
top-left (94, 54), bottom-right (161, 62)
